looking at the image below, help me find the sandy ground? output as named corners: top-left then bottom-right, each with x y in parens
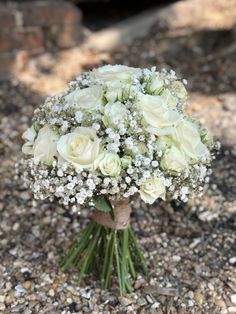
top-left (1, 0), bottom-right (236, 313)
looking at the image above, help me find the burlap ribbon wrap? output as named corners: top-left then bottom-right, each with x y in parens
top-left (93, 198), bottom-right (131, 230)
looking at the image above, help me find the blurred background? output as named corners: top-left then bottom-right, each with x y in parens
top-left (1, 0), bottom-right (236, 313)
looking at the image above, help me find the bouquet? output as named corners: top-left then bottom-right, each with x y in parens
top-left (19, 65), bottom-right (215, 295)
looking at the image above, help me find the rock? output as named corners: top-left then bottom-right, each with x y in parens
top-left (194, 289), bottom-right (203, 305)
top-left (15, 284), bottom-right (26, 295)
top-left (23, 271), bottom-right (32, 281)
top-left (23, 281), bottom-right (31, 289)
top-left (107, 295), bottom-right (118, 307)
top-left (68, 302), bottom-right (78, 313)
top-left (230, 294), bottom-right (236, 305)
top-left (118, 296), bottom-right (133, 306)
top-left (48, 289), bottom-right (55, 297)
top-left (82, 306), bottom-right (90, 313)
top-left (81, 288), bottom-right (91, 299)
top-left (229, 257), bottom-right (236, 264)
top-left (134, 280), bottom-right (142, 289)
top-left (151, 302), bottom-right (160, 309)
top-left (0, 303), bottom-right (6, 311)
top-left (146, 295), bottom-right (154, 303)
top-left (137, 297), bottom-right (147, 306)
top-left (172, 255), bottom-right (181, 262)
top-left (215, 300), bottom-right (226, 309)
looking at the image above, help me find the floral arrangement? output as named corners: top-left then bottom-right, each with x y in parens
top-left (19, 65), bottom-right (216, 294)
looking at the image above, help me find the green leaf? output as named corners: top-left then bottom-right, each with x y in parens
top-left (93, 195), bottom-right (112, 213)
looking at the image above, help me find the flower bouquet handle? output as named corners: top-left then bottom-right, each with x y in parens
top-left (60, 197), bottom-right (147, 295)
top-left (19, 65), bottom-right (217, 295)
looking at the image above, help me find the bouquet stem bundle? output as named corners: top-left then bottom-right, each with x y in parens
top-left (60, 200), bottom-right (148, 295)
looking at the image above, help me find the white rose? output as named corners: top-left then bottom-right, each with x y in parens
top-left (161, 146), bottom-right (188, 172)
top-left (173, 120), bottom-right (209, 161)
top-left (33, 125), bottom-right (59, 166)
top-left (92, 65), bottom-right (141, 83)
top-left (137, 93), bottom-right (181, 136)
top-left (140, 177), bottom-right (166, 204)
top-left (64, 86), bottom-right (104, 111)
top-left (22, 125), bottom-right (36, 155)
top-left (146, 74), bottom-right (164, 95)
top-left (105, 82), bottom-right (130, 103)
top-left (160, 89), bottom-right (178, 107)
top-left (57, 127), bottom-right (100, 169)
top-left (156, 136), bottom-right (174, 150)
top-left (103, 102), bottom-right (129, 128)
top-left (94, 152), bottom-right (121, 177)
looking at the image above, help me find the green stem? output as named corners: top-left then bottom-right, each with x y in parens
top-left (60, 221), bottom-right (148, 295)
top-left (60, 221), bottom-right (96, 271)
top-left (121, 228), bottom-right (129, 292)
top-left (103, 231), bottom-right (115, 289)
top-left (114, 231), bottom-right (123, 295)
top-left (101, 231), bottom-right (113, 289)
top-left (127, 250), bottom-right (136, 279)
top-left (128, 227), bottom-right (148, 276)
top-left (77, 225), bottom-right (102, 284)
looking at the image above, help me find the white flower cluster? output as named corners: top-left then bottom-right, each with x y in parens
top-left (20, 65), bottom-right (216, 208)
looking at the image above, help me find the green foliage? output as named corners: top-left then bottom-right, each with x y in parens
top-left (93, 195), bottom-right (112, 212)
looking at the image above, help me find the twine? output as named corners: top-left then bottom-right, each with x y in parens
top-left (93, 198), bottom-right (131, 230)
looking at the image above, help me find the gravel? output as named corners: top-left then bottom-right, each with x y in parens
top-left (1, 0), bottom-right (236, 312)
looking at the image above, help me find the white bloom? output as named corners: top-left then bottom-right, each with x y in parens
top-left (94, 152), bottom-right (121, 177)
top-left (140, 177), bottom-right (166, 204)
top-left (161, 146), bottom-right (188, 172)
top-left (75, 111), bottom-right (83, 123)
top-left (146, 74), bottom-right (164, 94)
top-left (22, 125), bottom-right (36, 154)
top-left (156, 136), bottom-right (174, 150)
top-left (57, 127), bottom-right (101, 169)
top-left (105, 81), bottom-right (130, 103)
top-left (103, 102), bottom-right (129, 128)
top-left (64, 86), bottom-right (104, 111)
top-left (160, 89), bottom-right (178, 107)
top-left (33, 125), bottom-right (59, 166)
top-left (173, 120), bottom-right (209, 161)
top-left (137, 93), bottom-right (181, 136)
top-left (92, 64), bottom-right (141, 83)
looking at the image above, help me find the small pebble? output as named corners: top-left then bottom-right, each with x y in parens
top-left (23, 281), bottom-right (31, 289)
top-left (134, 280), bottom-right (142, 289)
top-left (15, 284), bottom-right (26, 295)
top-left (118, 296), bottom-right (133, 306)
top-left (23, 271), bottom-right (31, 281)
top-left (0, 303), bottom-right (6, 311)
top-left (151, 302), bottom-right (160, 309)
top-left (172, 255), bottom-right (181, 262)
top-left (48, 289), bottom-right (55, 297)
top-left (137, 297), bottom-right (147, 306)
top-left (69, 302), bottom-right (77, 313)
top-left (194, 289), bottom-right (203, 305)
top-left (228, 306), bottom-right (236, 313)
top-left (146, 295), bottom-right (154, 304)
top-left (230, 294), bottom-right (236, 305)
top-left (81, 288), bottom-right (91, 299)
